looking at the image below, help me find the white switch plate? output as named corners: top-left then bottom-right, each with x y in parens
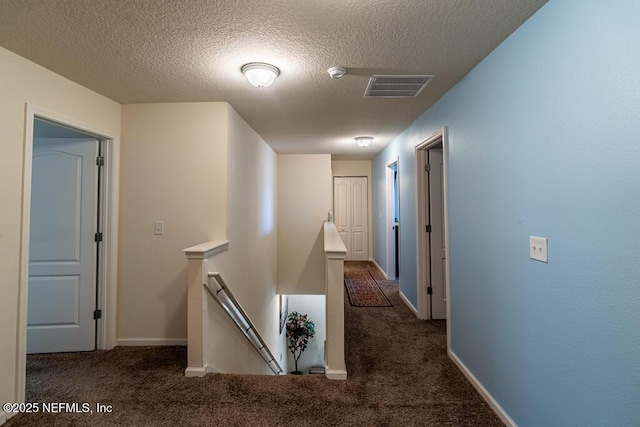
top-left (530, 236), bottom-right (548, 263)
top-left (154, 221), bottom-right (164, 235)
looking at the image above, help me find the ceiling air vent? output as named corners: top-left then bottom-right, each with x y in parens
top-left (364, 75), bottom-right (434, 98)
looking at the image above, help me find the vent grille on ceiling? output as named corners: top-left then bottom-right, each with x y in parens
top-left (364, 75), bottom-right (434, 98)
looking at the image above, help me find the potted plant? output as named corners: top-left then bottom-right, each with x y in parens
top-left (286, 311), bottom-right (316, 375)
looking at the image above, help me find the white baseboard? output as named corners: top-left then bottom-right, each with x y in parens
top-left (185, 364), bottom-right (220, 377)
top-left (184, 367), bottom-right (206, 377)
top-left (325, 368), bottom-right (347, 380)
top-left (399, 291), bottom-right (418, 315)
top-left (1, 411), bottom-right (16, 425)
top-left (370, 259), bottom-right (389, 280)
top-left (448, 349), bottom-right (516, 427)
top-left (116, 338), bottom-right (187, 346)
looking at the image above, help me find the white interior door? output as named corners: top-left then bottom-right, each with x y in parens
top-left (334, 177), bottom-right (352, 260)
top-left (333, 177), bottom-right (369, 261)
top-left (428, 148), bottom-right (447, 319)
top-left (350, 177), bottom-right (368, 261)
top-left (28, 137), bottom-right (99, 353)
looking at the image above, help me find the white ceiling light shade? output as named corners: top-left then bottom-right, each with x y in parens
top-left (327, 66), bottom-right (347, 79)
top-left (355, 136), bottom-right (373, 147)
top-left (241, 62), bottom-right (280, 88)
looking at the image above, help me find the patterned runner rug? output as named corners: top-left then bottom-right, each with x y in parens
top-left (344, 271), bottom-right (392, 307)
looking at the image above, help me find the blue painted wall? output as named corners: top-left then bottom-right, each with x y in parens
top-left (372, 1), bottom-right (640, 425)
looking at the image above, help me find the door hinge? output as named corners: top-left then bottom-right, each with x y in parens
top-left (426, 225), bottom-right (432, 233)
top-left (96, 156), bottom-right (104, 166)
top-left (93, 309), bottom-right (102, 320)
top-left (425, 163), bottom-right (431, 172)
top-left (94, 232), bottom-right (103, 242)
top-left (427, 287), bottom-right (433, 295)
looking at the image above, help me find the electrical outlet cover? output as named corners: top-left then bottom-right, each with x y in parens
top-left (530, 236), bottom-right (548, 263)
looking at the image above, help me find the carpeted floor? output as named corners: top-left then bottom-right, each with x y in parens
top-left (6, 262), bottom-right (502, 426)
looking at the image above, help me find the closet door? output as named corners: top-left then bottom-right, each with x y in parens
top-left (333, 177), bottom-right (352, 260)
top-left (333, 177), bottom-right (368, 261)
top-left (350, 177), bottom-right (368, 261)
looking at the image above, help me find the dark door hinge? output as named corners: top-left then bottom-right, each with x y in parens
top-left (427, 287), bottom-right (433, 295)
top-left (425, 163), bottom-right (431, 172)
top-left (96, 156), bottom-right (104, 166)
top-left (426, 225), bottom-right (432, 233)
top-left (93, 309), bottom-right (102, 320)
top-left (95, 232), bottom-right (103, 242)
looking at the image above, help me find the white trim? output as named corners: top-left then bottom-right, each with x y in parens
top-left (442, 128), bottom-right (452, 348)
top-left (449, 349), bottom-right (517, 427)
top-left (414, 129), bottom-right (450, 328)
top-left (17, 104), bottom-right (119, 405)
top-left (184, 367), bottom-right (207, 377)
top-left (183, 240), bottom-right (230, 259)
top-left (184, 364), bottom-right (220, 377)
top-left (325, 368), bottom-right (348, 380)
top-left (399, 291), bottom-right (418, 315)
top-left (1, 411), bottom-right (16, 425)
top-left (116, 338), bottom-right (188, 346)
top-left (385, 158), bottom-right (399, 280)
top-left (371, 258), bottom-right (388, 280)
top-left (100, 133), bottom-right (120, 352)
top-left (323, 222), bottom-right (347, 258)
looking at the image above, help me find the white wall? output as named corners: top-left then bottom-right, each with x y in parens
top-left (119, 103), bottom-right (228, 344)
top-left (331, 160), bottom-right (373, 259)
top-left (203, 249), bottom-right (274, 374)
top-left (285, 295), bottom-right (326, 374)
top-left (222, 105), bottom-right (282, 372)
top-left (277, 155), bottom-right (332, 294)
top-left (0, 47), bottom-right (121, 418)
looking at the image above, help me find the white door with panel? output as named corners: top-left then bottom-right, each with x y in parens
top-left (427, 148), bottom-right (447, 319)
top-left (28, 137), bottom-right (99, 353)
top-left (333, 177), bottom-right (368, 261)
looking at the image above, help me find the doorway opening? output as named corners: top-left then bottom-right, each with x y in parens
top-left (17, 105), bottom-right (118, 401)
top-left (28, 118), bottom-right (103, 353)
top-left (415, 129), bottom-right (450, 326)
top-left (385, 159), bottom-right (399, 280)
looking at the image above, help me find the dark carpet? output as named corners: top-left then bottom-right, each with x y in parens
top-left (7, 262), bottom-right (502, 426)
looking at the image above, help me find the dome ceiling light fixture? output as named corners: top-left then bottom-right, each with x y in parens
top-left (354, 136), bottom-right (373, 147)
top-left (327, 66), bottom-right (347, 79)
top-left (241, 62), bottom-right (280, 88)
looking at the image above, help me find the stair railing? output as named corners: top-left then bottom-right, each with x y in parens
top-left (204, 272), bottom-right (284, 375)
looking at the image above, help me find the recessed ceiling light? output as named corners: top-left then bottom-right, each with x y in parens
top-left (241, 62), bottom-right (280, 88)
top-left (354, 136), bottom-right (373, 147)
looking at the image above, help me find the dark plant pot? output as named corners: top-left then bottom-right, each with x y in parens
top-left (290, 371), bottom-right (303, 375)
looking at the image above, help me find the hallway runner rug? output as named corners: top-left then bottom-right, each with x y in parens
top-left (344, 271), bottom-right (392, 307)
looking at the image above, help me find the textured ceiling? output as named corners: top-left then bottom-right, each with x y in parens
top-left (0, 0), bottom-right (547, 159)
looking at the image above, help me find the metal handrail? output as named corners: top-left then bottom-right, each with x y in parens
top-left (204, 272), bottom-right (284, 375)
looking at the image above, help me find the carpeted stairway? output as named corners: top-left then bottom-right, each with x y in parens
top-left (6, 262), bottom-right (502, 426)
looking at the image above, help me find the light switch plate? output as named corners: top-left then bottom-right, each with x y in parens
top-left (530, 236), bottom-right (548, 263)
top-left (154, 221), bottom-right (164, 235)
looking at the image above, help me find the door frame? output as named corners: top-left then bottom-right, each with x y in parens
top-left (415, 128), bottom-right (450, 332)
top-left (17, 104), bottom-right (119, 399)
top-left (385, 158), bottom-right (399, 280)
